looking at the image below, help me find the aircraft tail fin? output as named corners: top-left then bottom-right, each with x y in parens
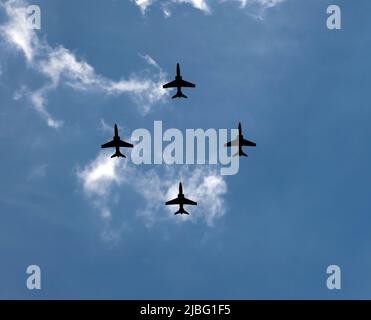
top-left (175, 207), bottom-right (190, 215)
top-left (172, 91), bottom-right (187, 99)
top-left (111, 150), bottom-right (126, 158)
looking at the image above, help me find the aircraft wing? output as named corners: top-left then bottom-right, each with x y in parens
top-left (242, 139), bottom-right (256, 147)
top-left (166, 198), bottom-right (181, 205)
top-left (101, 140), bottom-right (116, 148)
top-left (183, 198), bottom-right (197, 206)
top-left (119, 140), bottom-right (133, 148)
top-left (163, 80), bottom-right (179, 88)
top-left (224, 139), bottom-right (239, 147)
top-left (180, 79), bottom-right (195, 88)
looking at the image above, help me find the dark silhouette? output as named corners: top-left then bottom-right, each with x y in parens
top-left (101, 124), bottom-right (133, 158)
top-left (225, 122), bottom-right (256, 157)
top-left (163, 63), bottom-right (196, 99)
top-left (165, 182), bottom-right (197, 215)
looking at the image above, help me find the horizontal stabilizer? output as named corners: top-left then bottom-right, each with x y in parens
top-left (175, 208), bottom-right (190, 215)
top-left (172, 91), bottom-right (188, 99)
top-left (234, 149), bottom-right (248, 157)
top-left (111, 151), bottom-right (126, 158)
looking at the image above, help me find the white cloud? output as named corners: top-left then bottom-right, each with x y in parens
top-left (243, 0), bottom-right (285, 9)
top-left (13, 85), bottom-right (63, 129)
top-left (76, 153), bottom-right (131, 243)
top-left (132, 0), bottom-right (210, 14)
top-left (162, 6), bottom-right (172, 17)
top-left (100, 119), bottom-right (115, 134)
top-left (1, 0), bottom-right (169, 127)
top-left (131, 0), bottom-right (154, 14)
top-left (29, 88), bottom-right (63, 129)
top-left (76, 152), bottom-right (228, 240)
top-left (139, 53), bottom-right (160, 69)
top-left (172, 0), bottom-right (210, 13)
top-left (0, 0), bottom-right (38, 62)
top-left (131, 0), bottom-right (284, 15)
top-left (77, 152), bottom-right (125, 198)
top-left (28, 163), bottom-right (48, 180)
top-left (235, 0), bottom-right (285, 17)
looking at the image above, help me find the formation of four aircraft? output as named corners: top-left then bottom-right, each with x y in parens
top-left (101, 64), bottom-right (256, 216)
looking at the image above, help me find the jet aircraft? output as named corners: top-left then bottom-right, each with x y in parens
top-left (163, 63), bottom-right (196, 99)
top-left (165, 182), bottom-right (197, 215)
top-left (225, 122), bottom-right (256, 157)
top-left (101, 124), bottom-right (133, 158)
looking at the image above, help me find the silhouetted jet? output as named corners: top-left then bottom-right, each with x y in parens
top-left (165, 182), bottom-right (197, 215)
top-left (101, 124), bottom-right (133, 158)
top-left (163, 63), bottom-right (196, 99)
top-left (225, 122), bottom-right (256, 157)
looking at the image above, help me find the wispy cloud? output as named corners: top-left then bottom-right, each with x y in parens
top-left (234, 0), bottom-right (285, 19)
top-left (100, 119), bottom-right (116, 134)
top-left (14, 85), bottom-right (64, 129)
top-left (131, 0), bottom-right (284, 16)
top-left (77, 152), bottom-right (125, 198)
top-left (76, 152), bottom-right (228, 240)
top-left (237, 0), bottom-right (285, 8)
top-left (1, 0), bottom-right (169, 128)
top-left (172, 0), bottom-right (210, 13)
top-left (0, 0), bottom-right (38, 61)
top-left (132, 0), bottom-right (210, 14)
top-left (28, 163), bottom-right (48, 180)
top-left (131, 0), bottom-right (155, 14)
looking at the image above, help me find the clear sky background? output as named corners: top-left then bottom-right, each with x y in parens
top-left (0, 0), bottom-right (371, 299)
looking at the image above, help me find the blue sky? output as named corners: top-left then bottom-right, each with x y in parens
top-left (0, 0), bottom-right (371, 299)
